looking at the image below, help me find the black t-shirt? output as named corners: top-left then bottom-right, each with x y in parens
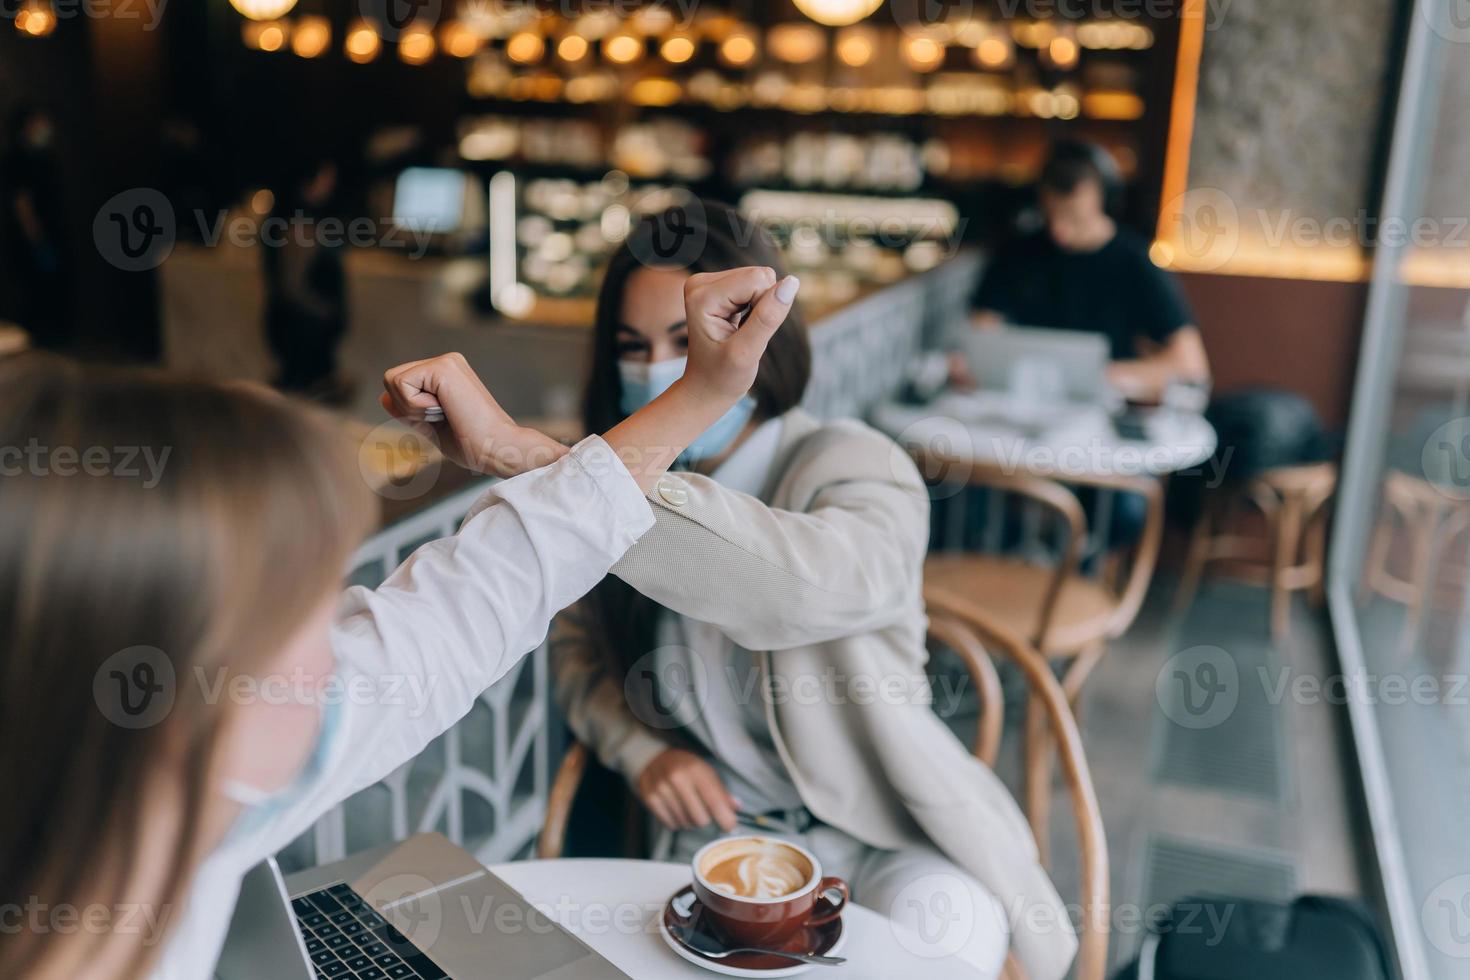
top-left (971, 227), bottom-right (1195, 359)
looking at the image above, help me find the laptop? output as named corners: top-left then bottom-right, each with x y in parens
top-left (962, 325), bottom-right (1112, 404)
top-left (217, 833), bottom-right (631, 980)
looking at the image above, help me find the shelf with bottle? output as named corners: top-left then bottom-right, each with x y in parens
top-left (493, 166), bottom-right (965, 316)
top-left (458, 106), bottom-right (1140, 211)
top-left (458, 114), bottom-right (712, 183)
top-left (456, 8), bottom-right (1160, 122)
top-left (465, 60), bottom-right (1148, 123)
top-left (735, 187), bottom-right (961, 308)
top-left (497, 171), bottom-right (719, 306)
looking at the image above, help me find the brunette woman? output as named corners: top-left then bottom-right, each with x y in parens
top-left (551, 201), bottom-right (1076, 979)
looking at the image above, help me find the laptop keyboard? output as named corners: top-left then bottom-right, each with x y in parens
top-left (291, 882), bottom-right (448, 980)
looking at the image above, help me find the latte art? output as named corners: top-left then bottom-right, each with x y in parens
top-left (701, 842), bottom-right (811, 899)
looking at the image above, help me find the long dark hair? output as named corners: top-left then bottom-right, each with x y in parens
top-left (582, 198), bottom-right (811, 681)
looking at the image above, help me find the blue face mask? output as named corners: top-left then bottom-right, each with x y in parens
top-left (220, 698), bottom-right (344, 843)
top-left (618, 355), bottom-right (756, 465)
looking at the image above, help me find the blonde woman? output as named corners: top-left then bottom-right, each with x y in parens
top-left (1, 265), bottom-right (797, 979)
top-left (552, 202), bottom-right (1076, 980)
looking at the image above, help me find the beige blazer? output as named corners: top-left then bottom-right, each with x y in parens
top-left (551, 409), bottom-right (1077, 980)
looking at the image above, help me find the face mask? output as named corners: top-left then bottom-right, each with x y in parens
top-left (220, 698), bottom-right (344, 843)
top-left (618, 355), bottom-right (757, 464)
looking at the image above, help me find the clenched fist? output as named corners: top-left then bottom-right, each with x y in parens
top-left (379, 352), bottom-right (566, 478)
top-left (680, 267), bottom-right (799, 405)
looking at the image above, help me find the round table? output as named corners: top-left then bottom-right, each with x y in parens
top-left (872, 391), bottom-right (1217, 479)
top-left (489, 859), bottom-right (992, 979)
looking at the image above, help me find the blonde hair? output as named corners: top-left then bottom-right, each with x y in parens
top-left (0, 353), bottom-right (374, 975)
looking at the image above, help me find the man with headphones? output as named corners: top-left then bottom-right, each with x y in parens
top-left (970, 139), bottom-right (1211, 401)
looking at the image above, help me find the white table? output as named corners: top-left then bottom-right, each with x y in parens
top-left (873, 391), bottom-right (1218, 556)
top-left (872, 391), bottom-right (1217, 480)
top-left (489, 859), bottom-right (990, 979)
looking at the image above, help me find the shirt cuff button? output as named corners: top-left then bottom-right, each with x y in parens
top-left (656, 478), bottom-right (689, 507)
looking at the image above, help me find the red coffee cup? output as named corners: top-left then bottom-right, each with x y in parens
top-left (691, 836), bottom-right (849, 948)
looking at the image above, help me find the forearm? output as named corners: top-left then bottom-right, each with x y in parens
top-left (307, 438), bottom-right (653, 806)
top-left (556, 666), bottom-right (672, 780)
top-left (1106, 357), bottom-right (1177, 401)
top-left (601, 378), bottom-right (729, 491)
top-left (549, 608), bottom-right (673, 779)
top-left (468, 379), bottom-right (729, 488)
top-left (613, 479), bottom-right (929, 649)
top-left (1108, 334), bottom-right (1210, 401)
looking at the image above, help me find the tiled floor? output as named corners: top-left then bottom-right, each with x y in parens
top-left (936, 575), bottom-right (1370, 971)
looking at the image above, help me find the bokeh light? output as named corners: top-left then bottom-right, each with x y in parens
top-left (506, 31), bottom-right (545, 65)
top-left (344, 20), bottom-right (381, 63)
top-left (290, 16), bottom-right (330, 59)
top-left (230, 0), bottom-right (297, 21)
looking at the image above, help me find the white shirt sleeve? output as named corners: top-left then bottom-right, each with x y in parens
top-left (244, 435), bottom-right (653, 856)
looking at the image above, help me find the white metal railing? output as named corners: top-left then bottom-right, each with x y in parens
top-left (803, 251), bottom-right (981, 420)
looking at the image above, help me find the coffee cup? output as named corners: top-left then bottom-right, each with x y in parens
top-left (690, 836), bottom-right (848, 948)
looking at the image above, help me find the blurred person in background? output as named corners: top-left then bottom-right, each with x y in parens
top-left (551, 201), bottom-right (1076, 980)
top-left (970, 139), bottom-right (1210, 401)
top-left (1, 258), bottom-right (796, 978)
top-left (262, 158), bottom-right (350, 403)
top-left (1, 105), bottom-right (71, 348)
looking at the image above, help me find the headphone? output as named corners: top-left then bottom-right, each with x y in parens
top-left (1042, 139), bottom-right (1125, 217)
top-left (1084, 142), bottom-right (1124, 216)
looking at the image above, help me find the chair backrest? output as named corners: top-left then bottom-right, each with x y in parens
top-left (926, 608), bottom-right (1111, 980)
top-left (538, 740), bottom-right (588, 861)
top-left (928, 615), bottom-right (1004, 767)
top-left (912, 444), bottom-right (1164, 646)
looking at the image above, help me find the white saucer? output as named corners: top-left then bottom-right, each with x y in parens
top-left (656, 915), bottom-right (848, 977)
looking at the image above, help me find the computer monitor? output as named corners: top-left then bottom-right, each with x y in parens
top-left (391, 167), bottom-right (469, 234)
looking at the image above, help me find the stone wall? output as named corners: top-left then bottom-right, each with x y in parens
top-left (1187, 0), bottom-right (1398, 251)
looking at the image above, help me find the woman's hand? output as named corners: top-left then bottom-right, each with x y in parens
top-left (680, 267), bottom-right (799, 405)
top-left (380, 353), bottom-right (567, 478)
top-left (636, 748), bottom-right (739, 832)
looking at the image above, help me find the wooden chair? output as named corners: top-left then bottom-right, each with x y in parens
top-left (916, 449), bottom-right (1166, 720)
top-left (1359, 469), bottom-right (1470, 653)
top-left (537, 615), bottom-right (1108, 980)
top-left (1174, 462), bottom-right (1336, 642)
top-left (930, 608), bottom-right (1110, 980)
